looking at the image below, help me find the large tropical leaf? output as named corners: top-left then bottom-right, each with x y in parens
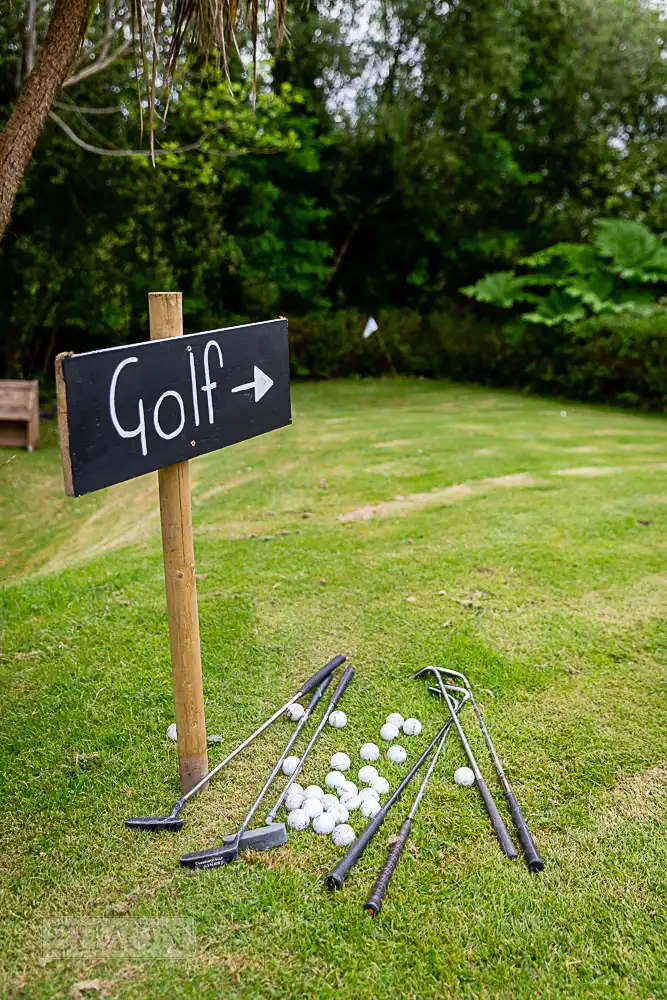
top-left (592, 219), bottom-right (662, 279)
top-left (523, 289), bottom-right (586, 326)
top-left (460, 270), bottom-right (537, 308)
top-left (521, 242), bottom-right (597, 275)
top-left (566, 270), bottom-right (615, 312)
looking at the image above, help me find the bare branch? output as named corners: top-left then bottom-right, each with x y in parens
top-left (25, 0), bottom-right (37, 77)
top-left (101, 0), bottom-right (114, 60)
top-left (48, 111), bottom-right (285, 159)
top-left (63, 39), bottom-right (132, 87)
top-left (53, 102), bottom-right (123, 114)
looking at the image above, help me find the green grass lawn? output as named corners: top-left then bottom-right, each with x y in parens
top-left (1, 379), bottom-right (666, 999)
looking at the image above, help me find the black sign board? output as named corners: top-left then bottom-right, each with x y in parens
top-left (56, 318), bottom-right (290, 496)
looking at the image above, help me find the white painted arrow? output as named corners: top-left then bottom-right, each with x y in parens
top-left (231, 365), bottom-right (274, 403)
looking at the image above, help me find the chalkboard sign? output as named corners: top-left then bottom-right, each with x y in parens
top-left (56, 318), bottom-right (290, 496)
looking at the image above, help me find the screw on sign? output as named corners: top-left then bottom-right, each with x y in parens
top-left (55, 293), bottom-right (291, 792)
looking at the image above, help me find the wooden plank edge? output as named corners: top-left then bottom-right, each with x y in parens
top-left (55, 352), bottom-right (75, 496)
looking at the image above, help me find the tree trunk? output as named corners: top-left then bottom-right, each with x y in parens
top-left (0, 0), bottom-right (90, 240)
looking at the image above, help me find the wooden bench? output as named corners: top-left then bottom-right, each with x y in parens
top-left (0, 380), bottom-right (39, 451)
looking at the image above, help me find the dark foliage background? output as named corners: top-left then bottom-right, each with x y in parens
top-left (2, 0), bottom-right (667, 407)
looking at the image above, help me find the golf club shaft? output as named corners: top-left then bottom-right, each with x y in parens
top-left (170, 654), bottom-right (346, 817)
top-left (437, 669), bottom-right (544, 872)
top-left (266, 664), bottom-right (356, 823)
top-left (365, 724), bottom-right (451, 916)
top-left (434, 673), bottom-right (518, 860)
top-left (325, 693), bottom-right (468, 890)
top-left (230, 673), bottom-right (335, 849)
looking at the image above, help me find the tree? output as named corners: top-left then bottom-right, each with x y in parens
top-left (0, 0), bottom-right (287, 239)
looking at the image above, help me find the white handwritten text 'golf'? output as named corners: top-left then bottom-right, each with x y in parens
top-left (109, 342), bottom-right (222, 456)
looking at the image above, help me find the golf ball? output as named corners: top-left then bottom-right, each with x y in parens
top-left (360, 797), bottom-right (381, 819)
top-left (359, 787), bottom-right (380, 802)
top-left (328, 710), bottom-right (348, 729)
top-left (302, 797), bottom-right (324, 819)
top-left (360, 742), bottom-right (380, 761)
top-left (287, 809), bottom-right (309, 830)
top-left (286, 703), bottom-right (305, 721)
top-left (332, 824), bottom-right (356, 847)
top-left (358, 765), bottom-right (379, 784)
top-left (454, 766), bottom-right (476, 786)
top-left (329, 803), bottom-right (349, 824)
top-left (290, 783), bottom-right (304, 795)
top-left (313, 812), bottom-right (336, 835)
top-left (166, 723), bottom-right (178, 742)
top-left (282, 755), bottom-right (301, 776)
top-left (403, 718), bottom-right (422, 736)
top-left (339, 780), bottom-right (358, 797)
top-left (285, 790), bottom-right (306, 812)
top-left (370, 775), bottom-right (390, 795)
top-left (340, 794), bottom-right (362, 812)
top-left (380, 723), bottom-right (399, 742)
top-left (387, 745), bottom-right (407, 764)
top-left (331, 752), bottom-right (351, 771)
top-left (386, 712), bottom-right (404, 728)
top-left (322, 793), bottom-right (340, 812)
top-left (303, 785), bottom-right (324, 800)
top-left (325, 770), bottom-right (346, 789)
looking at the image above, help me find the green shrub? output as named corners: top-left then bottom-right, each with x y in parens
top-left (286, 307), bottom-right (667, 411)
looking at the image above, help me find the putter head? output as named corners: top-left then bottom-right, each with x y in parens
top-left (179, 823), bottom-right (287, 870)
top-left (237, 822), bottom-right (287, 853)
top-left (125, 816), bottom-right (184, 832)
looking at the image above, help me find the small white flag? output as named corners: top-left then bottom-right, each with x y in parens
top-left (363, 317), bottom-right (378, 339)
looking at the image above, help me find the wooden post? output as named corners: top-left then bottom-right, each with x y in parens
top-left (148, 292), bottom-right (208, 793)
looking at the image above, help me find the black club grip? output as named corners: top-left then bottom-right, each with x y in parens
top-left (299, 654), bottom-right (346, 695)
top-left (365, 818), bottom-right (413, 916)
top-left (505, 786), bottom-right (544, 872)
top-left (476, 775), bottom-right (519, 860)
top-left (325, 798), bottom-right (393, 889)
top-left (305, 672), bottom-right (334, 710)
top-left (327, 664), bottom-right (355, 707)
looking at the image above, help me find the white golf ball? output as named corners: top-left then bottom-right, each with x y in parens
top-left (289, 783), bottom-right (304, 795)
top-left (322, 794), bottom-right (340, 812)
top-left (380, 723), bottom-right (399, 742)
top-left (360, 742), bottom-right (380, 761)
top-left (358, 765), bottom-right (379, 784)
top-left (325, 770), bottom-right (346, 790)
top-left (454, 766), bottom-right (476, 786)
top-left (330, 752), bottom-right (351, 771)
top-left (340, 794), bottom-right (362, 812)
top-left (287, 809), bottom-right (309, 830)
top-left (329, 710), bottom-right (347, 729)
top-left (387, 745), bottom-right (407, 764)
top-left (329, 803), bottom-right (349, 824)
top-left (303, 785), bottom-right (324, 800)
top-left (166, 723), bottom-right (178, 742)
top-left (339, 780), bottom-right (358, 797)
top-left (302, 797), bottom-right (324, 819)
top-left (313, 812), bottom-right (336, 835)
top-left (403, 718), bottom-right (422, 736)
top-left (286, 703), bottom-right (305, 721)
top-left (282, 755), bottom-right (300, 777)
top-left (386, 712), bottom-right (404, 728)
top-left (359, 787), bottom-right (380, 802)
top-left (360, 797), bottom-right (381, 819)
top-left (370, 775), bottom-right (390, 795)
top-left (332, 824), bottom-right (356, 847)
top-left (285, 790), bottom-right (305, 812)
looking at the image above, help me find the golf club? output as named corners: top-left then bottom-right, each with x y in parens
top-left (412, 667), bottom-right (518, 860)
top-left (181, 665), bottom-right (355, 868)
top-left (125, 653), bottom-right (346, 832)
top-left (325, 690), bottom-right (469, 890)
top-left (430, 666), bottom-right (544, 872)
top-left (365, 719), bottom-right (453, 916)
